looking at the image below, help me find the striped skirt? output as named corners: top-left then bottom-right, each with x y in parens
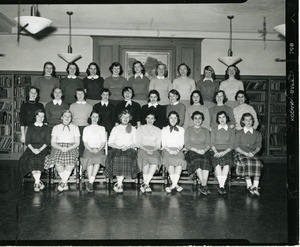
top-left (211, 150), bottom-right (234, 168)
top-left (44, 143), bottom-right (79, 169)
top-left (103, 148), bottom-right (139, 179)
top-left (137, 149), bottom-right (162, 170)
top-left (161, 150), bottom-right (186, 170)
top-left (19, 147), bottom-right (49, 176)
top-left (234, 153), bottom-right (263, 177)
top-left (80, 148), bottom-right (106, 171)
top-left (185, 150), bottom-right (211, 175)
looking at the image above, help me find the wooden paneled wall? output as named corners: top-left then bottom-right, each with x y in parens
top-left (92, 36), bottom-right (202, 81)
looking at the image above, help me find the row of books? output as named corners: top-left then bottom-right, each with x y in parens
top-left (269, 149), bottom-right (287, 156)
top-left (244, 80), bottom-right (266, 90)
top-left (14, 86), bottom-right (27, 98)
top-left (0, 137), bottom-right (12, 150)
top-left (252, 104), bottom-right (264, 113)
top-left (269, 125), bottom-right (286, 134)
top-left (269, 133), bottom-right (286, 146)
top-left (270, 92), bottom-right (285, 102)
top-left (0, 112), bottom-right (12, 124)
top-left (14, 122), bottom-right (21, 132)
top-left (13, 143), bottom-right (25, 153)
top-left (270, 80), bottom-right (285, 91)
top-left (14, 76), bottom-right (31, 86)
top-left (0, 125), bottom-right (11, 136)
top-left (247, 92), bottom-right (266, 102)
top-left (14, 100), bottom-right (25, 110)
top-left (0, 76), bottom-right (12, 88)
top-left (270, 115), bottom-right (286, 124)
top-left (270, 104), bottom-right (285, 113)
top-left (0, 101), bottom-right (12, 111)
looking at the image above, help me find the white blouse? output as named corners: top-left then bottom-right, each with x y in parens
top-left (82, 125), bottom-right (106, 148)
top-left (108, 124), bottom-right (136, 147)
top-left (161, 125), bottom-right (184, 149)
top-left (51, 123), bottom-right (80, 143)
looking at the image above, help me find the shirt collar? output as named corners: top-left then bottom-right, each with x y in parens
top-left (125, 100), bottom-right (132, 107)
top-left (101, 101), bottom-right (108, 106)
top-left (157, 76), bottom-right (165, 80)
top-left (53, 99), bottom-right (62, 105)
top-left (218, 124), bottom-right (228, 131)
top-left (76, 101), bottom-right (86, 104)
top-left (34, 122), bottom-right (43, 127)
top-left (243, 127), bottom-right (253, 134)
top-left (204, 78), bottom-right (213, 82)
top-left (67, 75), bottom-right (77, 79)
top-left (148, 102), bottom-right (158, 108)
top-left (87, 75), bottom-right (99, 79)
top-left (134, 74), bottom-right (143, 79)
top-left (171, 101), bottom-right (179, 106)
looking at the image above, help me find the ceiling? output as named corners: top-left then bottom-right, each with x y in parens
top-left (0, 0), bottom-right (285, 38)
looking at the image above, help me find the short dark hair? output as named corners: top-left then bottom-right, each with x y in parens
top-left (191, 111), bottom-right (204, 121)
top-left (86, 62), bottom-right (100, 76)
top-left (109, 62), bottom-right (124, 75)
top-left (155, 63), bottom-right (168, 77)
top-left (235, 90), bottom-right (250, 104)
top-left (50, 86), bottom-right (64, 100)
top-left (145, 111), bottom-right (156, 120)
top-left (100, 88), bottom-right (111, 97)
top-left (148, 89), bottom-right (161, 102)
top-left (168, 111), bottom-right (180, 125)
top-left (240, 112), bottom-right (255, 127)
top-left (225, 65), bottom-right (241, 80)
top-left (216, 111), bottom-right (230, 124)
top-left (132, 61), bottom-right (146, 75)
top-left (168, 89), bottom-right (181, 101)
top-left (42, 61), bottom-right (56, 77)
top-left (202, 65), bottom-right (216, 80)
top-left (190, 90), bottom-right (204, 105)
top-left (122, 87), bottom-right (135, 99)
top-left (177, 63), bottom-right (191, 77)
top-left (87, 111), bottom-right (101, 125)
top-left (66, 62), bottom-right (80, 76)
top-left (212, 90), bottom-right (228, 104)
top-left (26, 86), bottom-right (40, 102)
top-left (33, 109), bottom-right (46, 124)
top-left (74, 88), bottom-right (87, 100)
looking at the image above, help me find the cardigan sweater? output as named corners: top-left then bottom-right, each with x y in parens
top-left (45, 101), bottom-right (69, 128)
top-left (234, 129), bottom-right (262, 152)
top-left (83, 77), bottom-right (104, 100)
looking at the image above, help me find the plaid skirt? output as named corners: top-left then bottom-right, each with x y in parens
top-left (80, 149), bottom-right (106, 171)
top-left (19, 147), bottom-right (49, 176)
top-left (234, 153), bottom-right (263, 177)
top-left (211, 150), bottom-right (234, 168)
top-left (185, 150), bottom-right (211, 174)
top-left (162, 150), bottom-right (186, 170)
top-left (103, 148), bottom-right (139, 179)
top-left (44, 143), bottom-right (79, 169)
top-left (137, 149), bottom-right (162, 170)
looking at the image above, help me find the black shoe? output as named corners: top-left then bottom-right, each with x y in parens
top-left (217, 187), bottom-right (223, 195)
top-left (247, 186), bottom-right (254, 195)
top-left (198, 185), bottom-right (207, 195)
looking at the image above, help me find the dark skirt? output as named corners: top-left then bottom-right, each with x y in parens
top-left (44, 143), bottom-right (79, 169)
top-left (185, 150), bottom-right (211, 174)
top-left (235, 153), bottom-right (263, 177)
top-left (103, 148), bottom-right (139, 179)
top-left (19, 147), bottom-right (49, 176)
top-left (80, 148), bottom-right (106, 171)
top-left (137, 149), bottom-right (162, 170)
top-left (161, 149), bottom-right (186, 170)
top-left (211, 150), bottom-right (234, 168)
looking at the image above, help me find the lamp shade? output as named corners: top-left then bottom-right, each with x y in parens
top-left (218, 56), bottom-right (242, 66)
top-left (58, 53), bottom-right (82, 63)
top-left (14, 16), bottom-right (52, 34)
top-left (273, 24), bottom-right (285, 37)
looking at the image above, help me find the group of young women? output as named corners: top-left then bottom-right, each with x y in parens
top-left (18, 60), bottom-right (263, 197)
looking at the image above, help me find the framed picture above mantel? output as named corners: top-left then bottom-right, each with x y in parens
top-left (124, 50), bottom-right (172, 81)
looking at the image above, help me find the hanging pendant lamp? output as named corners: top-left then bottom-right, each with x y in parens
top-left (58, 11), bottom-right (82, 63)
top-left (218, 16), bottom-right (242, 67)
top-left (14, 5), bottom-right (52, 35)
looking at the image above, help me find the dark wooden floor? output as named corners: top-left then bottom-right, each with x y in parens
top-left (0, 160), bottom-right (297, 245)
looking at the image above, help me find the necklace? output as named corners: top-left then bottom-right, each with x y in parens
top-left (112, 76), bottom-right (119, 80)
top-left (194, 126), bottom-right (201, 133)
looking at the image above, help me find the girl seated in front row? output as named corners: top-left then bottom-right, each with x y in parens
top-left (234, 112), bottom-right (263, 196)
top-left (104, 110), bottom-right (140, 193)
top-left (210, 111), bottom-right (235, 195)
top-left (161, 111), bottom-right (185, 193)
top-left (81, 111), bottom-right (107, 193)
top-left (44, 110), bottom-right (80, 192)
